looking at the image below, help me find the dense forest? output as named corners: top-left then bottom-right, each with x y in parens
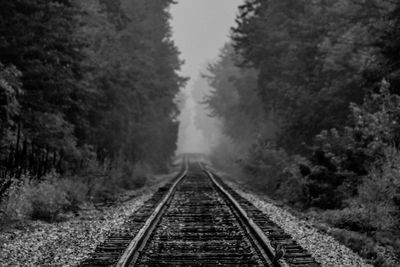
top-left (202, 0), bottom-right (400, 265)
top-left (2, 0), bottom-right (400, 265)
top-left (0, 0), bottom-right (183, 176)
top-left (0, 0), bottom-right (183, 222)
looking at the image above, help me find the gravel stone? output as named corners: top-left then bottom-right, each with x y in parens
top-left (220, 175), bottom-right (373, 267)
top-left (0, 173), bottom-right (176, 267)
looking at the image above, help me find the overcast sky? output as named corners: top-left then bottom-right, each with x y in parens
top-left (171, 0), bottom-right (243, 80)
top-left (171, 0), bottom-right (243, 153)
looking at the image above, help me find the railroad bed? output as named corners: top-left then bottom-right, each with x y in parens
top-left (80, 161), bottom-right (320, 267)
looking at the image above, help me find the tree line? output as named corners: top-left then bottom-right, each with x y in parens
top-left (204, 0), bottom-right (400, 264)
top-left (0, 0), bottom-right (184, 180)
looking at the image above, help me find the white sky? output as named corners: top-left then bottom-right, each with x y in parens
top-left (171, 0), bottom-right (243, 154)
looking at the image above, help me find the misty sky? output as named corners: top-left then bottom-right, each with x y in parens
top-left (171, 0), bottom-right (243, 154)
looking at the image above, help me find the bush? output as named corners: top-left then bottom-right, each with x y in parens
top-left (109, 162), bottom-right (150, 190)
top-left (295, 82), bottom-right (400, 210)
top-left (57, 177), bottom-right (88, 213)
top-left (119, 162), bottom-right (149, 189)
top-left (240, 141), bottom-right (291, 195)
top-left (322, 208), bottom-right (377, 232)
top-left (89, 178), bottom-right (120, 203)
top-left (0, 160), bottom-right (154, 226)
top-left (276, 156), bottom-right (310, 209)
top-left (80, 161), bottom-right (151, 203)
top-left (331, 147), bottom-right (400, 233)
top-left (317, 147), bottom-right (400, 264)
top-left (0, 173), bottom-right (89, 225)
top-left (330, 228), bottom-right (379, 261)
top-left (0, 177), bottom-right (31, 228)
top-left (24, 180), bottom-right (70, 222)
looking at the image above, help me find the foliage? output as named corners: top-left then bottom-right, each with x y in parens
top-left (0, 63), bottom-right (22, 147)
top-left (108, 162), bottom-right (150, 192)
top-left (0, 0), bottom-right (83, 154)
top-left (77, 0), bottom-right (184, 169)
top-left (0, 174), bottom-right (70, 223)
top-left (0, 0), bottom-right (183, 182)
top-left (231, 0), bottom-right (395, 152)
top-left (204, 44), bottom-right (274, 146)
top-left (205, 0), bottom-right (398, 206)
top-left (239, 141), bottom-right (290, 195)
top-left (0, 162), bottom-right (151, 225)
top-left (285, 87), bottom-right (400, 261)
top-left (57, 176), bottom-right (89, 213)
top-left (372, 2), bottom-right (400, 95)
top-left (203, 0), bottom-right (400, 263)
top-left (329, 228), bottom-right (381, 263)
top-left (25, 180), bottom-right (70, 222)
top-left (0, 176), bottom-right (31, 226)
top-left (299, 82), bottom-right (400, 209)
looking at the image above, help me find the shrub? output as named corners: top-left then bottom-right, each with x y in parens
top-left (0, 173), bottom-right (90, 225)
top-left (240, 141), bottom-right (290, 195)
top-left (318, 147), bottom-right (400, 264)
top-left (0, 160), bottom-right (154, 226)
top-left (330, 229), bottom-right (379, 261)
top-left (109, 161), bottom-right (150, 190)
top-left (130, 163), bottom-right (151, 188)
top-left (89, 178), bottom-right (120, 203)
top-left (353, 147), bottom-right (400, 234)
top-left (73, 160), bottom-right (114, 203)
top-left (81, 161), bottom-right (151, 203)
top-left (298, 82), bottom-right (400, 209)
top-left (329, 229), bottom-right (400, 266)
top-left (276, 156), bottom-right (310, 209)
top-left (0, 177), bottom-right (31, 228)
top-left (24, 180), bottom-right (70, 222)
top-left (57, 177), bottom-right (88, 213)
top-left (322, 208), bottom-right (376, 232)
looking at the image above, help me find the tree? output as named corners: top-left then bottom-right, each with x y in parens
top-left (301, 81), bottom-right (400, 208)
top-left (205, 44), bottom-right (272, 147)
top-left (0, 0), bottom-right (184, 175)
top-left (77, 0), bottom-right (185, 169)
top-left (0, 0), bottom-right (83, 153)
top-left (232, 0), bottom-right (395, 153)
top-left (0, 63), bottom-right (22, 149)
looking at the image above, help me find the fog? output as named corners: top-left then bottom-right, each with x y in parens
top-left (171, 0), bottom-right (243, 154)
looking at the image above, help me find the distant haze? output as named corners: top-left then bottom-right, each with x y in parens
top-left (171, 0), bottom-right (243, 154)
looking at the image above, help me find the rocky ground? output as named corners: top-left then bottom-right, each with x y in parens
top-left (0, 172), bottom-right (176, 267)
top-left (216, 171), bottom-right (373, 267)
top-left (1, 167), bottom-right (395, 267)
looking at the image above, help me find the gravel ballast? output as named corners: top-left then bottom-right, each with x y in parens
top-left (0, 169), bottom-right (376, 267)
top-left (0, 173), bottom-right (176, 267)
top-left (220, 177), bottom-right (373, 267)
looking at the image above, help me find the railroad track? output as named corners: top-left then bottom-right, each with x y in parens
top-left (80, 157), bottom-right (319, 267)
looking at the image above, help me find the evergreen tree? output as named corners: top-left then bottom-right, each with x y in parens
top-left (0, 0), bottom-right (83, 152)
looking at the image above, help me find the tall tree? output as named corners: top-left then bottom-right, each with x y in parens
top-left (205, 44), bottom-right (273, 150)
top-left (77, 0), bottom-right (185, 168)
top-left (0, 0), bottom-right (83, 153)
top-left (0, 63), bottom-right (22, 149)
top-left (232, 0), bottom-right (394, 152)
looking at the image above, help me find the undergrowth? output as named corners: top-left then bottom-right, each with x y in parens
top-left (0, 161), bottom-right (153, 227)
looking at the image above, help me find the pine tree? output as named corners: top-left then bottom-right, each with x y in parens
top-left (0, 0), bottom-right (83, 151)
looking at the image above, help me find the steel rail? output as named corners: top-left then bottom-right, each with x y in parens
top-left (117, 158), bottom-right (289, 267)
top-left (202, 163), bottom-right (290, 267)
top-left (116, 159), bottom-right (188, 267)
